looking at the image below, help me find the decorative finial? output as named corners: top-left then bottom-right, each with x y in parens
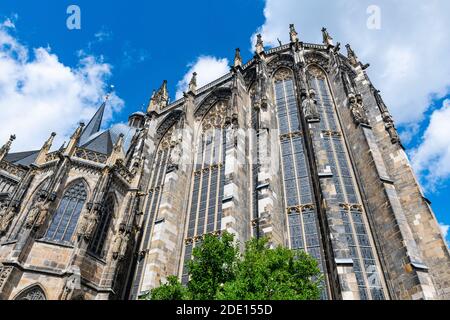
top-left (277, 38), bottom-right (282, 46)
top-left (188, 72), bottom-right (197, 94)
top-left (321, 27), bottom-right (334, 47)
top-left (0, 134), bottom-right (16, 161)
top-left (234, 48), bottom-right (242, 68)
top-left (147, 80), bottom-right (170, 114)
top-left (289, 24), bottom-right (298, 43)
top-left (255, 34), bottom-right (264, 55)
top-left (346, 44), bottom-right (358, 66)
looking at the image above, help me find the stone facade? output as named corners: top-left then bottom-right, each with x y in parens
top-left (0, 25), bottom-right (449, 300)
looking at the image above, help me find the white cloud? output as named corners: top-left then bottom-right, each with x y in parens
top-left (0, 21), bottom-right (123, 152)
top-left (411, 99), bottom-right (450, 190)
top-left (175, 56), bottom-right (230, 100)
top-left (252, 0), bottom-right (450, 126)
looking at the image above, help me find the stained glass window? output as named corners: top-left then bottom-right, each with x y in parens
top-left (89, 195), bottom-right (115, 257)
top-left (44, 181), bottom-right (87, 244)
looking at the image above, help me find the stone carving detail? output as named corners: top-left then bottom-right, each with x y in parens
top-left (383, 112), bottom-right (400, 144)
top-left (348, 94), bottom-right (369, 126)
top-left (373, 89), bottom-right (400, 144)
top-left (322, 27), bottom-right (334, 47)
top-left (77, 208), bottom-right (99, 241)
top-left (302, 89), bottom-right (320, 122)
top-left (255, 34), bottom-right (264, 55)
top-left (0, 204), bottom-right (16, 236)
top-left (202, 101), bottom-right (229, 131)
top-left (307, 64), bottom-right (326, 80)
top-left (25, 199), bottom-right (50, 230)
top-left (0, 266), bottom-right (13, 292)
top-left (273, 67), bottom-right (293, 82)
top-left (112, 227), bottom-right (130, 261)
top-left (289, 24), bottom-right (299, 43)
top-left (60, 268), bottom-right (81, 300)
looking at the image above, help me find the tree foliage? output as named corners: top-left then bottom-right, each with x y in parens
top-left (143, 233), bottom-right (322, 300)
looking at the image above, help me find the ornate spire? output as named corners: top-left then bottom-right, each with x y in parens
top-left (346, 44), bottom-right (359, 66)
top-left (35, 132), bottom-right (56, 165)
top-left (289, 24), bottom-right (298, 43)
top-left (65, 122), bottom-right (85, 156)
top-left (107, 134), bottom-right (125, 167)
top-left (234, 48), bottom-right (242, 68)
top-left (255, 34), bottom-right (264, 55)
top-left (321, 27), bottom-right (334, 47)
top-left (79, 99), bottom-right (107, 146)
top-left (188, 72), bottom-right (197, 94)
top-left (0, 134), bottom-right (16, 162)
top-left (147, 80), bottom-right (169, 114)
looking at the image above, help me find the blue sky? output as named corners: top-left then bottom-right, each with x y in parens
top-left (0, 0), bottom-right (448, 243)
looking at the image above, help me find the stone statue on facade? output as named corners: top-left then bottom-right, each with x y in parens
top-left (0, 204), bottom-right (15, 235)
top-left (302, 89), bottom-right (320, 122)
top-left (25, 199), bottom-right (50, 229)
top-left (348, 94), bottom-right (369, 125)
top-left (382, 112), bottom-right (400, 144)
top-left (289, 24), bottom-right (298, 43)
top-left (77, 208), bottom-right (98, 241)
top-left (112, 228), bottom-right (129, 260)
top-left (321, 27), bottom-right (334, 47)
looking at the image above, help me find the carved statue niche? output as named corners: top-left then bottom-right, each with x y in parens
top-left (373, 89), bottom-right (401, 144)
top-left (60, 267), bottom-right (81, 300)
top-left (382, 112), bottom-right (400, 144)
top-left (112, 225), bottom-right (129, 261)
top-left (77, 207), bottom-right (99, 241)
top-left (302, 89), bottom-right (320, 123)
top-left (348, 93), bottom-right (369, 126)
top-left (0, 204), bottom-right (16, 235)
top-left (25, 198), bottom-right (50, 230)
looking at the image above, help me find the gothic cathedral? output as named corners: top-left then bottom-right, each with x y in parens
top-left (1, 26), bottom-right (449, 300)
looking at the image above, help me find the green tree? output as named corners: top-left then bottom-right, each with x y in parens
top-left (187, 232), bottom-right (238, 300)
top-left (145, 275), bottom-right (189, 300)
top-left (217, 237), bottom-right (322, 300)
top-left (143, 232), bottom-right (322, 300)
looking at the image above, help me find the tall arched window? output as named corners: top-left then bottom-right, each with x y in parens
top-left (273, 67), bottom-right (328, 299)
top-left (44, 181), bottom-right (87, 244)
top-left (14, 285), bottom-right (46, 300)
top-left (89, 194), bottom-right (115, 257)
top-left (307, 65), bottom-right (386, 300)
top-left (181, 101), bottom-right (228, 284)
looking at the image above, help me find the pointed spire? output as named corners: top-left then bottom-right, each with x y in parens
top-left (188, 72), bottom-right (197, 94)
top-left (147, 80), bottom-right (169, 114)
top-left (321, 27), bottom-right (334, 47)
top-left (289, 24), bottom-right (298, 43)
top-left (107, 133), bottom-right (125, 166)
top-left (255, 34), bottom-right (264, 55)
top-left (346, 44), bottom-right (359, 66)
top-left (234, 48), bottom-right (242, 68)
top-left (0, 134), bottom-right (16, 162)
top-left (65, 122), bottom-right (85, 156)
top-left (35, 132), bottom-right (56, 165)
top-left (79, 99), bottom-right (107, 145)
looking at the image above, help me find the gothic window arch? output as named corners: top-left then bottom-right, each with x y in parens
top-left (306, 64), bottom-right (386, 300)
top-left (10, 177), bottom-right (50, 240)
top-left (89, 194), bottom-right (116, 257)
top-left (130, 124), bottom-right (177, 297)
top-left (181, 101), bottom-right (229, 284)
top-left (272, 67), bottom-right (329, 299)
top-left (44, 180), bottom-right (87, 244)
top-left (14, 285), bottom-right (47, 300)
